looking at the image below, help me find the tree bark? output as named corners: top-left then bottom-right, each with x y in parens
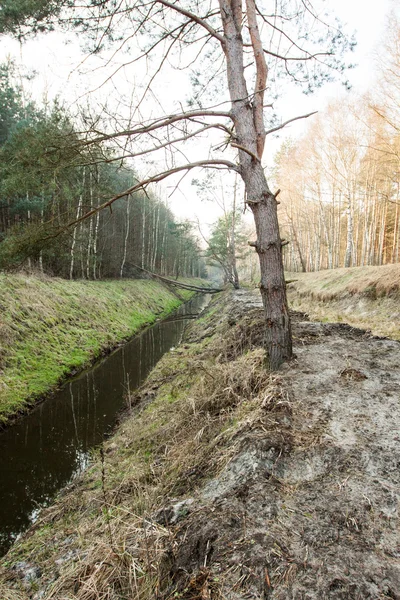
top-left (230, 177), bottom-right (240, 289)
top-left (120, 195), bottom-right (130, 278)
top-left (219, 0), bottom-right (292, 368)
top-left (70, 195), bottom-right (82, 280)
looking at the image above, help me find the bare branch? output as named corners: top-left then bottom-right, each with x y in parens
top-left (62, 159), bottom-right (239, 230)
top-left (156, 0), bottom-right (225, 44)
top-left (68, 123), bottom-right (232, 168)
top-left (256, 8), bottom-right (312, 56)
top-left (80, 109), bottom-right (233, 147)
top-left (369, 105), bottom-right (400, 133)
top-left (265, 111), bottom-right (317, 135)
top-left (263, 48), bottom-right (333, 62)
top-left (231, 142), bottom-right (260, 162)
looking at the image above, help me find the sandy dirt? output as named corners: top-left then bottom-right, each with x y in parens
top-left (161, 290), bottom-right (400, 599)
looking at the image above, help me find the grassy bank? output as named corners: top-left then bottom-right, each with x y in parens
top-left (287, 264), bottom-right (400, 339)
top-left (0, 274), bottom-right (199, 424)
top-left (0, 292), bottom-right (278, 599)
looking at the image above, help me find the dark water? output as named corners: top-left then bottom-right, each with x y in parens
top-left (0, 294), bottom-right (209, 556)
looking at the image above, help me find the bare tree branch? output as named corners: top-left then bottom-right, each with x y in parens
top-left (156, 0), bottom-right (225, 44)
top-left (265, 111), bottom-right (318, 135)
top-left (63, 159), bottom-right (239, 230)
top-left (263, 48), bottom-right (333, 62)
top-left (231, 142), bottom-right (260, 162)
top-left (80, 109), bottom-right (233, 146)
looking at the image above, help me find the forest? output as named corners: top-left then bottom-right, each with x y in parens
top-left (0, 64), bottom-right (206, 280)
top-left (0, 8), bottom-right (398, 289)
top-left (275, 17), bottom-right (400, 273)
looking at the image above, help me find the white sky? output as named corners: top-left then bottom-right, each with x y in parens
top-left (0, 0), bottom-right (396, 227)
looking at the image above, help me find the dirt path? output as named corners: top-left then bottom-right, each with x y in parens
top-left (276, 319), bottom-right (400, 598)
top-left (167, 291), bottom-right (400, 599)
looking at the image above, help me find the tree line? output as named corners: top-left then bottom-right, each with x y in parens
top-left (275, 14), bottom-right (400, 273)
top-left (0, 64), bottom-right (206, 279)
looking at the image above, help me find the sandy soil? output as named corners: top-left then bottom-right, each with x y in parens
top-left (161, 290), bottom-right (400, 599)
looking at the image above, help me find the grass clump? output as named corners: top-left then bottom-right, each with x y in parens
top-left (0, 273), bottom-right (199, 424)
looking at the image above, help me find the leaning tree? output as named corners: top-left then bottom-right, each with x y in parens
top-left (1, 0), bottom-right (354, 368)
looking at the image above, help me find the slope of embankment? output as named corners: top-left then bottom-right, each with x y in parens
top-left (287, 263), bottom-right (400, 339)
top-left (1, 289), bottom-right (399, 599)
top-left (0, 274), bottom-right (197, 425)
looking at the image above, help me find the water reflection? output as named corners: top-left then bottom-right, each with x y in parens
top-left (0, 294), bottom-right (209, 556)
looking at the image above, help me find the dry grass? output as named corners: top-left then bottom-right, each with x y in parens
top-left (0, 293), bottom-right (280, 600)
top-left (287, 264), bottom-right (400, 299)
top-left (287, 264), bottom-right (400, 339)
top-left (0, 584), bottom-right (26, 600)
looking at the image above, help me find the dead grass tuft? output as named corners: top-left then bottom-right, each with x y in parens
top-left (0, 585), bottom-right (26, 600)
top-left (44, 540), bottom-right (147, 600)
top-left (190, 349), bottom-right (273, 416)
top-left (219, 311), bottom-right (265, 358)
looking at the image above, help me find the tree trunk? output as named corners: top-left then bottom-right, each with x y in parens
top-left (161, 212), bottom-right (167, 275)
top-left (26, 199), bottom-right (32, 271)
top-left (250, 193), bottom-right (292, 366)
top-left (93, 205), bottom-right (100, 279)
top-left (219, 0), bottom-right (291, 368)
top-left (392, 186), bottom-right (399, 262)
top-left (152, 202), bottom-right (160, 271)
top-left (289, 213), bottom-right (307, 272)
top-left (70, 195), bottom-right (83, 280)
top-left (120, 195), bottom-right (130, 278)
top-left (230, 177), bottom-right (240, 289)
top-left (141, 199), bottom-right (146, 269)
top-left (86, 172), bottom-right (94, 279)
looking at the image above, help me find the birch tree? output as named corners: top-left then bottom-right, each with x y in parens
top-left (275, 98), bottom-right (400, 272)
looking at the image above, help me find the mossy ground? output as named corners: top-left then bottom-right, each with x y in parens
top-left (0, 274), bottom-right (200, 424)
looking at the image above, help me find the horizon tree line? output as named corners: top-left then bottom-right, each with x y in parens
top-left (0, 64), bottom-right (206, 280)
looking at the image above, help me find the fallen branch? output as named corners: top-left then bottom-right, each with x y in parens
top-left (125, 262), bottom-right (223, 293)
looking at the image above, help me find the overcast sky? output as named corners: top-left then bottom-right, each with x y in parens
top-left (1, 0), bottom-right (396, 224)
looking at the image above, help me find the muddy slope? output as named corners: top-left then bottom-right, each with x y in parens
top-left (286, 264), bottom-right (400, 340)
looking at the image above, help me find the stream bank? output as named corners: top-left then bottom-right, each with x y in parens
top-left (0, 274), bottom-right (202, 425)
top-left (0, 293), bottom-right (210, 557)
top-left (1, 289), bottom-right (399, 599)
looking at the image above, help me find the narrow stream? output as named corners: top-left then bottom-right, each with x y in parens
top-left (0, 294), bottom-right (210, 556)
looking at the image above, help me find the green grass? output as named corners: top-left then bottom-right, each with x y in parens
top-left (0, 274), bottom-right (200, 424)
